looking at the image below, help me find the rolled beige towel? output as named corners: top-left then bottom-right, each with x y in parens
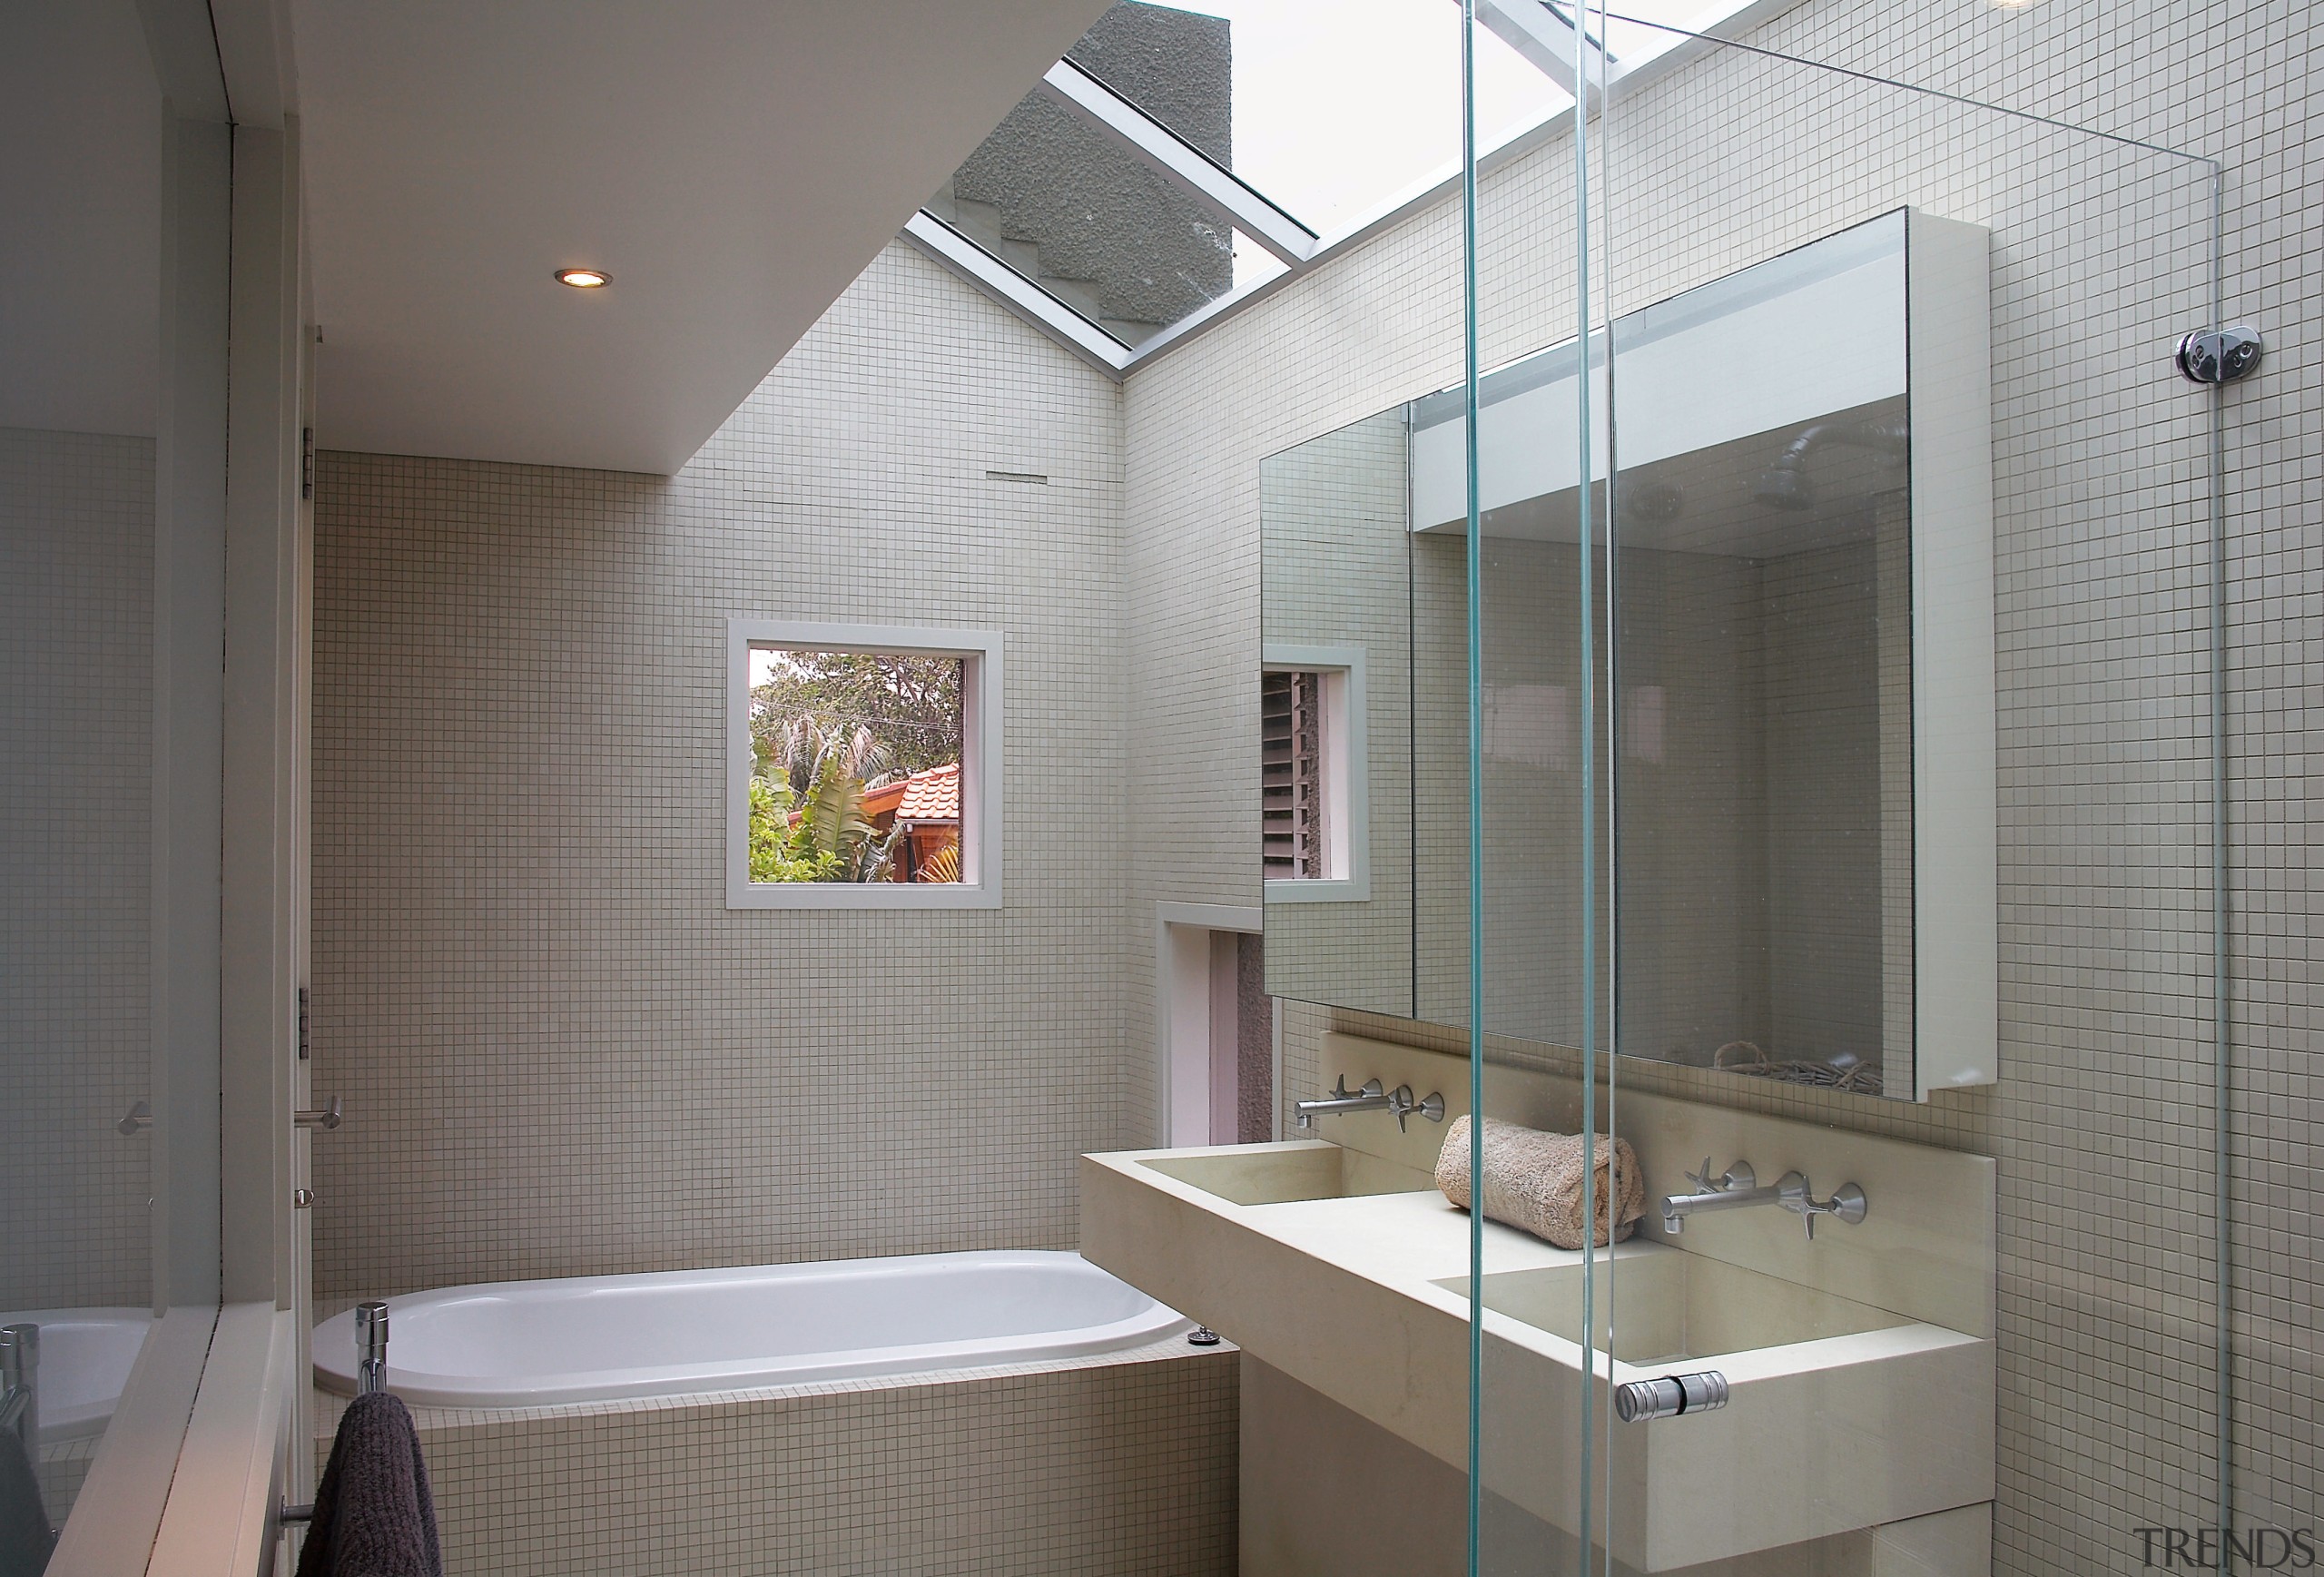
top-left (1433, 1115), bottom-right (1646, 1250)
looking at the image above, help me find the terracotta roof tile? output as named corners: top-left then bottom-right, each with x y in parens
top-left (892, 762), bottom-right (960, 823)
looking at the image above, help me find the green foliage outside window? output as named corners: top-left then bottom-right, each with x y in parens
top-left (751, 650), bottom-right (962, 797)
top-left (746, 776), bottom-right (843, 883)
top-left (746, 649), bottom-right (963, 884)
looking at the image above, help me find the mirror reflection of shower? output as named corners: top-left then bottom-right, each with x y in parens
top-left (1752, 416), bottom-right (1909, 512)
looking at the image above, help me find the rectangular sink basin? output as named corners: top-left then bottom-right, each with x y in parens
top-left (1083, 1138), bottom-right (1994, 1572)
top-left (1438, 1243), bottom-right (1908, 1364)
top-left (1137, 1142), bottom-right (1436, 1206)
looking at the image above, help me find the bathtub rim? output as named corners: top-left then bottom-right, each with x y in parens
top-left (0, 1306), bottom-right (158, 1445)
top-left (313, 1249), bottom-right (1195, 1410)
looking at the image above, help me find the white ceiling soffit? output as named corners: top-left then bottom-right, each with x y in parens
top-left (296, 0), bottom-right (1111, 475)
top-left (0, 0), bottom-right (163, 438)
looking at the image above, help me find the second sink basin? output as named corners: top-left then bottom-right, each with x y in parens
top-left (1137, 1140), bottom-right (1436, 1205)
top-left (1438, 1242), bottom-right (1909, 1364)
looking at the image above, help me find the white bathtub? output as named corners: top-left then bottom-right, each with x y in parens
top-left (0, 1307), bottom-right (154, 1444)
top-left (313, 1249), bottom-right (1190, 1408)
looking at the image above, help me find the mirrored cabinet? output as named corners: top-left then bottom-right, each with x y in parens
top-left (1263, 209), bottom-right (1996, 1101)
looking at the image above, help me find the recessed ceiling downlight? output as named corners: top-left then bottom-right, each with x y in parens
top-left (555, 268), bottom-right (611, 289)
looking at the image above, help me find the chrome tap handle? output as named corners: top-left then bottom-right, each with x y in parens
top-left (1778, 1175), bottom-right (1868, 1239)
top-left (1386, 1086), bottom-right (1447, 1131)
top-left (1806, 1181), bottom-right (1868, 1239)
top-left (1683, 1159), bottom-right (1755, 1196)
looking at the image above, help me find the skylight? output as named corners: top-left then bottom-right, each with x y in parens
top-left (1136, 1), bottom-right (1570, 243)
top-left (908, 0), bottom-right (1763, 374)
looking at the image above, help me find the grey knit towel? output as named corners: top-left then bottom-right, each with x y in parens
top-left (294, 1393), bottom-right (441, 1577)
top-left (0, 1424), bottom-right (52, 1577)
top-left (1434, 1115), bottom-right (1647, 1250)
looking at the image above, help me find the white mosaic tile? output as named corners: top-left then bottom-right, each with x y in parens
top-left (0, 426), bottom-right (154, 1312)
top-left (313, 1341), bottom-right (1236, 1577)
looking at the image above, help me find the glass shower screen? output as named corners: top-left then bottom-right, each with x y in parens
top-left (1454, 5), bottom-right (2225, 1572)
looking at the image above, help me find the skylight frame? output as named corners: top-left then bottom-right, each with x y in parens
top-left (903, 0), bottom-right (1807, 380)
top-left (1034, 56), bottom-right (1319, 269)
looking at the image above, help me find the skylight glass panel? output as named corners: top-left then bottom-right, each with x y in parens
top-left (1113, 0), bottom-right (1572, 239)
top-left (924, 3), bottom-right (1288, 347)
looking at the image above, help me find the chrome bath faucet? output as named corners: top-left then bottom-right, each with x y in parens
top-left (1659, 1159), bottom-right (1868, 1240)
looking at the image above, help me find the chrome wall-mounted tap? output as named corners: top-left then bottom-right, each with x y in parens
top-left (0, 1324), bottom-right (39, 1465)
top-left (1294, 1075), bottom-right (1446, 1132)
top-left (1659, 1159), bottom-right (1867, 1240)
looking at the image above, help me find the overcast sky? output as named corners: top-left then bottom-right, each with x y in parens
top-left (1178, 0), bottom-right (1571, 232)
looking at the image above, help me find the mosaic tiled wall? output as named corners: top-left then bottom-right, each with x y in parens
top-left (309, 244), bottom-right (1131, 1302)
top-left (315, 1341), bottom-right (1236, 1577)
top-left (1122, 2), bottom-right (2314, 1572)
top-left (301, 2), bottom-right (2315, 1568)
top-left (0, 426), bottom-right (153, 1312)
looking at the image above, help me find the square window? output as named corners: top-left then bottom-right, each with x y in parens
top-left (727, 621), bottom-right (1000, 909)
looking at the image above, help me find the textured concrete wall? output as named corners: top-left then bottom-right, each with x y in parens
top-left (937, 3), bottom-right (1233, 340)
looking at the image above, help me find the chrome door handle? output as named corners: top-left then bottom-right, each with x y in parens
top-left (295, 1096), bottom-right (342, 1131)
top-left (117, 1101), bottom-right (153, 1137)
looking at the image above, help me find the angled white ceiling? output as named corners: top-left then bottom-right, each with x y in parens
top-left (296, 0), bottom-right (1109, 475)
top-left (0, 0), bottom-right (162, 438)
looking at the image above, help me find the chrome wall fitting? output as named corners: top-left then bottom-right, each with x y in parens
top-left (1614, 1370), bottom-right (1729, 1423)
top-left (1295, 1075), bottom-right (1386, 1128)
top-left (355, 1301), bottom-right (389, 1395)
top-left (1386, 1084), bottom-right (1446, 1131)
top-left (116, 1100), bottom-right (153, 1136)
top-left (1779, 1176), bottom-right (1869, 1240)
top-left (1294, 1074), bottom-right (1446, 1130)
top-left (2177, 325), bottom-right (2263, 384)
top-left (294, 1095), bottom-right (344, 1130)
top-left (0, 1325), bottom-right (38, 1459)
top-left (1659, 1159), bottom-right (1781, 1234)
top-left (1659, 1158), bottom-right (1868, 1239)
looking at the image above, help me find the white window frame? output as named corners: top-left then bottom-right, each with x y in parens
top-left (1261, 643), bottom-right (1370, 904)
top-left (726, 619), bottom-right (1001, 910)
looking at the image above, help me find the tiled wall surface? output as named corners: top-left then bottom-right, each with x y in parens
top-left (0, 426), bottom-right (153, 1311)
top-left (302, 2), bottom-right (2316, 1570)
top-left (317, 1342), bottom-right (1236, 1577)
top-left (1123, 2), bottom-right (2314, 1572)
top-left (310, 244), bottom-right (1130, 1302)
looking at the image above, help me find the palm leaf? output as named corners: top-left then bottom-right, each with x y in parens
top-left (802, 765), bottom-right (875, 859)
